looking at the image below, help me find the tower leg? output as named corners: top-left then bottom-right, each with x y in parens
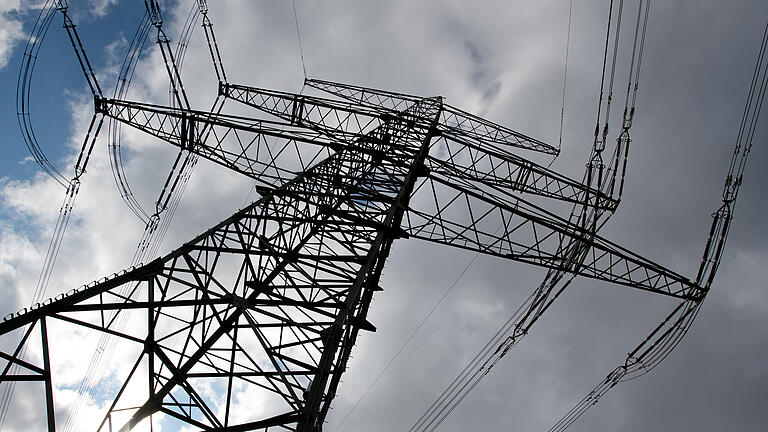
top-left (41, 318), bottom-right (56, 432)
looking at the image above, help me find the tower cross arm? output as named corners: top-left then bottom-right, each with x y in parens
top-left (222, 82), bottom-right (612, 210)
top-left (95, 97), bottom-right (350, 186)
top-left (424, 139), bottom-right (617, 211)
top-left (305, 78), bottom-right (559, 155)
top-left (403, 172), bottom-right (704, 300)
top-left (222, 82), bottom-right (390, 128)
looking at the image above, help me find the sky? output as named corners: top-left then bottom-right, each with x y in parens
top-left (0, 0), bottom-right (767, 431)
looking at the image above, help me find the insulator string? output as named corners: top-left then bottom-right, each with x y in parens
top-left (558, 0), bottom-right (575, 152)
top-left (407, 2), bottom-right (654, 430)
top-left (292, 0), bottom-right (308, 81)
top-left (3, 1), bottom-right (109, 426)
top-left (549, 13), bottom-right (767, 432)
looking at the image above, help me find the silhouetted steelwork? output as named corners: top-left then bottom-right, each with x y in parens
top-left (3, 1), bottom-right (755, 432)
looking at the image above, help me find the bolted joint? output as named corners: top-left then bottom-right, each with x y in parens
top-left (383, 224), bottom-right (410, 240)
top-left (428, 125), bottom-right (442, 138)
top-left (231, 294), bottom-right (248, 309)
top-left (143, 338), bottom-right (157, 354)
top-left (412, 163), bottom-right (430, 178)
top-left (254, 185), bottom-right (276, 197)
top-left (179, 115), bottom-right (196, 151)
top-left (244, 280), bottom-right (274, 298)
top-left (145, 0), bottom-right (164, 27)
top-left (349, 315), bottom-right (377, 333)
top-left (94, 95), bottom-right (106, 115)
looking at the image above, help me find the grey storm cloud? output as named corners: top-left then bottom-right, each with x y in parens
top-left (0, 1), bottom-right (766, 431)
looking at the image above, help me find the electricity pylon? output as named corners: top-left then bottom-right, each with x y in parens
top-left (0, 2), bottom-right (722, 432)
top-left (0, 80), bottom-right (705, 432)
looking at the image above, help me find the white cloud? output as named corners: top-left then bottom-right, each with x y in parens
top-left (0, 0), bottom-right (26, 69)
top-left (87, 0), bottom-right (118, 18)
top-left (0, 0), bottom-right (120, 70)
top-left (1, 1), bottom-right (768, 431)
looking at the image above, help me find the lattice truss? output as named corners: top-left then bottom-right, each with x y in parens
top-left (2, 2), bottom-right (737, 432)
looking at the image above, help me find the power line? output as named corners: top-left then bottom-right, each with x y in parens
top-left (292, 0), bottom-right (308, 80)
top-left (334, 250), bottom-right (482, 431)
top-left (558, 0), bottom-right (574, 152)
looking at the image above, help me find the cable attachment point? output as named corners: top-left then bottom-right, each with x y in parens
top-left (145, 0), bottom-right (163, 27)
top-left (94, 95), bottom-right (106, 114)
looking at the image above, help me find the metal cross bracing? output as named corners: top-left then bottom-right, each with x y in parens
top-left (2, 93), bottom-right (445, 431)
top-left (3, 1), bottom-right (758, 431)
top-left (90, 83), bottom-right (699, 300)
top-left (1, 79), bottom-right (703, 431)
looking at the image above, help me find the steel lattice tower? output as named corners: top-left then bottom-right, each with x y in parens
top-left (2, 1), bottom-right (752, 431)
top-left (0, 77), bottom-right (707, 432)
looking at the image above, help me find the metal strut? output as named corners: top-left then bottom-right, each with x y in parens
top-left (1, 2), bottom-right (748, 432)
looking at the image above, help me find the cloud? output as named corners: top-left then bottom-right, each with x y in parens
top-left (0, 0), bottom-right (121, 71)
top-left (1, 1), bottom-right (768, 431)
top-left (87, 0), bottom-right (118, 18)
top-left (0, 1), bottom-right (27, 70)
